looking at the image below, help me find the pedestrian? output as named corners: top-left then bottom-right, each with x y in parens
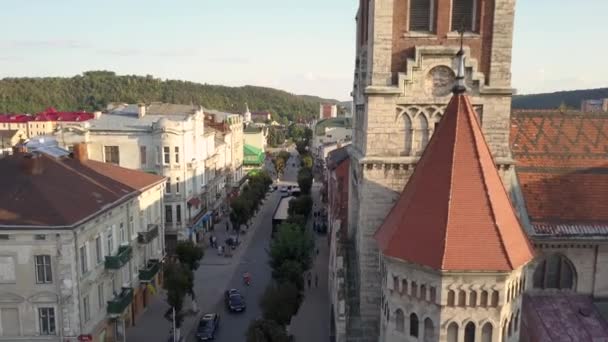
top-left (209, 235), bottom-right (213, 247)
top-left (226, 222), bottom-right (229, 232)
top-left (315, 274), bottom-right (318, 288)
top-left (307, 272), bottom-right (312, 288)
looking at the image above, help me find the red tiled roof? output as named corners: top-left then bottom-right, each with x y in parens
top-left (375, 93), bottom-right (534, 271)
top-left (0, 153), bottom-right (164, 228)
top-left (0, 111), bottom-right (93, 123)
top-left (511, 111), bottom-right (608, 230)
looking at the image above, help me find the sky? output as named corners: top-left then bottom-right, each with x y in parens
top-left (0, 0), bottom-right (606, 101)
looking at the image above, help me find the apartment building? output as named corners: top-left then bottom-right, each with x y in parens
top-left (0, 108), bottom-right (94, 139)
top-left (0, 144), bottom-right (165, 342)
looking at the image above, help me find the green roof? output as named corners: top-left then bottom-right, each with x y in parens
top-left (244, 144), bottom-right (265, 165)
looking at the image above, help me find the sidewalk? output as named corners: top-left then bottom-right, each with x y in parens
top-left (290, 183), bottom-right (330, 341)
top-left (126, 198), bottom-right (271, 341)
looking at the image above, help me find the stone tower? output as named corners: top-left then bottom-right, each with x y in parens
top-left (347, 0), bottom-right (517, 340)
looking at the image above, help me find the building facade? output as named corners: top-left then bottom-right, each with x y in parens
top-left (204, 110), bottom-right (246, 190)
top-left (320, 103), bottom-right (339, 119)
top-left (580, 98), bottom-right (608, 112)
top-left (0, 108), bottom-right (94, 139)
top-left (0, 146), bottom-right (165, 342)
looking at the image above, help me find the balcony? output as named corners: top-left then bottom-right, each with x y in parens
top-left (105, 245), bottom-right (133, 270)
top-left (107, 287), bottom-right (133, 317)
top-left (139, 259), bottom-right (161, 283)
top-left (138, 224), bottom-right (159, 244)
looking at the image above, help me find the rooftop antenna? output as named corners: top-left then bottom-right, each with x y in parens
top-left (452, 22), bottom-right (467, 94)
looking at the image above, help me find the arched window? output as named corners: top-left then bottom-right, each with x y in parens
top-left (490, 290), bottom-right (499, 307)
top-left (469, 291), bottom-right (477, 307)
top-left (447, 290), bottom-right (455, 306)
top-left (458, 290), bottom-right (466, 307)
top-left (507, 286), bottom-right (511, 302)
top-left (393, 276), bottom-right (399, 292)
top-left (480, 290), bottom-right (488, 307)
top-left (514, 309), bottom-right (520, 332)
top-left (411, 282), bottom-right (418, 298)
top-left (464, 322), bottom-right (476, 342)
top-left (402, 114), bottom-right (413, 156)
top-left (533, 254), bottom-right (575, 290)
top-left (410, 313), bottom-right (419, 337)
top-left (402, 279), bottom-right (408, 295)
top-left (420, 285), bottom-right (427, 301)
top-left (395, 309), bottom-right (405, 332)
top-left (430, 287), bottom-right (437, 303)
top-left (447, 323), bottom-right (458, 342)
top-left (481, 323), bottom-right (493, 342)
top-left (414, 114), bottom-right (429, 155)
top-left (424, 318), bottom-right (435, 342)
top-left (508, 316), bottom-right (513, 336)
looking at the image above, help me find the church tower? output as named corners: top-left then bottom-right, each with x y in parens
top-left (346, 0), bottom-right (518, 340)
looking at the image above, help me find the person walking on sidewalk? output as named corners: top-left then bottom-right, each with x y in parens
top-left (307, 272), bottom-right (312, 289)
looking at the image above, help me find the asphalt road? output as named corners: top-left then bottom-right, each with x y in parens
top-left (188, 151), bottom-right (300, 341)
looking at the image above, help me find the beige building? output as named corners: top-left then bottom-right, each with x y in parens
top-left (0, 110), bottom-right (94, 139)
top-left (0, 145), bottom-right (165, 342)
top-left (204, 110), bottom-right (246, 190)
top-left (0, 129), bottom-right (26, 153)
top-left (243, 126), bottom-right (268, 152)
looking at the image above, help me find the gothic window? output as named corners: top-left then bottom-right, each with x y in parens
top-left (429, 287), bottom-right (437, 303)
top-left (402, 113), bottom-right (413, 156)
top-left (481, 323), bottom-right (493, 342)
top-left (402, 279), bottom-right (409, 295)
top-left (393, 276), bottom-right (400, 292)
top-left (424, 318), bottom-right (435, 342)
top-left (409, 0), bottom-right (435, 32)
top-left (458, 290), bottom-right (466, 307)
top-left (464, 322), bottom-right (476, 342)
top-left (480, 290), bottom-right (488, 307)
top-left (469, 291), bottom-right (477, 307)
top-left (420, 285), bottom-right (427, 301)
top-left (451, 0), bottom-right (478, 32)
top-left (490, 290), bottom-right (499, 307)
top-left (514, 310), bottom-right (520, 332)
top-left (447, 290), bottom-right (455, 306)
top-left (410, 313), bottom-right (419, 337)
top-left (395, 309), bottom-right (405, 332)
top-left (411, 282), bottom-right (418, 298)
top-left (447, 323), bottom-right (458, 342)
top-left (508, 315), bottom-right (513, 336)
top-left (507, 287), bottom-right (511, 302)
top-left (533, 254), bottom-right (576, 290)
top-left (414, 115), bottom-right (429, 155)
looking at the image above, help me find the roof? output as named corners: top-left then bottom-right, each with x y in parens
top-left (244, 126), bottom-right (263, 134)
top-left (0, 153), bottom-right (165, 228)
top-left (375, 93), bottom-right (534, 271)
top-left (0, 130), bottom-right (20, 139)
top-left (0, 109), bottom-right (93, 123)
top-left (326, 146), bottom-right (350, 170)
top-left (511, 110), bottom-right (608, 236)
top-left (521, 293), bottom-right (608, 342)
top-left (315, 117), bottom-right (352, 136)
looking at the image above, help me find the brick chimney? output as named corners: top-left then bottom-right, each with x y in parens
top-left (21, 153), bottom-right (43, 175)
top-left (73, 143), bottom-right (88, 162)
top-left (138, 103), bottom-right (146, 118)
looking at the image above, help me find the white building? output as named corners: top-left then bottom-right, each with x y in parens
top-left (0, 145), bottom-right (165, 342)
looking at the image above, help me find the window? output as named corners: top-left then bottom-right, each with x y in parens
top-left (481, 323), bottom-right (493, 342)
top-left (107, 229), bottom-right (114, 255)
top-left (156, 146), bottom-right (161, 164)
top-left (123, 262), bottom-right (131, 284)
top-left (429, 287), bottom-right (436, 303)
top-left (165, 205), bottom-right (173, 223)
top-left (95, 236), bottom-right (103, 264)
top-left (140, 146), bottom-right (147, 166)
top-left (38, 307), bottom-right (56, 335)
top-left (464, 322), bottom-right (476, 342)
top-left (533, 254), bottom-right (575, 290)
top-left (163, 146), bottom-right (170, 164)
top-left (410, 0), bottom-right (434, 32)
top-left (420, 285), bottom-right (427, 301)
top-left (401, 279), bottom-right (408, 295)
top-left (458, 290), bottom-right (466, 307)
top-left (104, 146), bottom-right (120, 165)
top-left (119, 223), bottom-right (126, 243)
top-left (176, 177), bottom-right (180, 193)
top-left (514, 310), bottom-right (520, 332)
top-left (411, 282), bottom-right (418, 298)
top-left (490, 290), bottom-right (499, 307)
top-left (80, 245), bottom-right (88, 275)
top-left (447, 290), bottom-right (455, 306)
top-left (451, 0), bottom-right (476, 32)
top-left (469, 291), bottom-right (477, 307)
top-left (98, 283), bottom-right (105, 310)
top-left (392, 276), bottom-right (399, 292)
top-left (410, 313), bottom-right (419, 337)
top-left (395, 309), bottom-right (405, 332)
top-left (447, 322), bottom-right (458, 342)
top-left (83, 295), bottom-right (90, 322)
top-left (35, 255), bottom-right (52, 284)
top-left (176, 205), bottom-right (182, 224)
top-left (166, 177), bottom-right (171, 193)
top-left (424, 318), bottom-right (435, 342)
top-left (0, 307), bottom-right (19, 336)
top-left (480, 290), bottom-right (488, 307)
top-left (174, 146), bottom-right (180, 163)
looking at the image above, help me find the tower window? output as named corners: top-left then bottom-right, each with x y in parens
top-left (410, 0), bottom-right (435, 32)
top-left (451, 0), bottom-right (477, 32)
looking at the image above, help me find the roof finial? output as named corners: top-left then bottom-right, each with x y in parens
top-left (452, 25), bottom-right (467, 94)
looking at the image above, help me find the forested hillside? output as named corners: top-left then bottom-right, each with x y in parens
top-left (0, 71), bottom-right (337, 121)
top-left (512, 88), bottom-right (608, 110)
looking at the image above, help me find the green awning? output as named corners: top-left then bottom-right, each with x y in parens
top-left (244, 144), bottom-right (265, 165)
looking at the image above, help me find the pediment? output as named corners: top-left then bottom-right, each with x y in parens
top-left (0, 292), bottom-right (26, 303)
top-left (28, 291), bottom-right (58, 303)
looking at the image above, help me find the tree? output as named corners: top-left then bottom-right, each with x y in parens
top-left (163, 262), bottom-right (191, 340)
top-left (288, 195), bottom-right (313, 218)
top-left (297, 167), bottom-right (313, 194)
top-left (273, 259), bottom-right (305, 291)
top-left (260, 282), bottom-right (302, 326)
top-left (269, 223), bottom-right (314, 272)
top-left (175, 240), bottom-right (204, 312)
top-left (300, 154), bottom-right (313, 169)
top-left (268, 127), bottom-right (286, 147)
top-left (246, 319), bottom-right (290, 342)
top-left (231, 196), bottom-right (252, 229)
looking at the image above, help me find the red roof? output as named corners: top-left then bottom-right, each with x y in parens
top-left (511, 111), bottom-right (608, 233)
top-left (375, 93), bottom-right (534, 271)
top-left (0, 111), bottom-right (93, 123)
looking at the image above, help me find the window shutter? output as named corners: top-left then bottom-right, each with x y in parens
top-left (410, 0), bottom-right (432, 32)
top-left (451, 0), bottom-right (474, 31)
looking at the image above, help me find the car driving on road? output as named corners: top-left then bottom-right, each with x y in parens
top-left (225, 289), bottom-right (246, 312)
top-left (196, 313), bottom-right (220, 340)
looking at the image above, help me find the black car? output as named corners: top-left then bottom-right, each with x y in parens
top-left (196, 313), bottom-right (220, 341)
top-left (224, 289), bottom-right (246, 312)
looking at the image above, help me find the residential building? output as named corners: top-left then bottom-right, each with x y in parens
top-left (0, 108), bottom-right (94, 139)
top-left (52, 103), bottom-right (215, 252)
top-left (581, 98), bottom-right (608, 112)
top-left (0, 144), bottom-right (165, 342)
top-left (320, 103), bottom-right (338, 119)
top-left (243, 144), bottom-right (265, 170)
top-left (243, 126), bottom-right (268, 152)
top-left (0, 129), bottom-right (26, 154)
top-left (311, 117), bottom-right (352, 157)
top-left (250, 111), bottom-right (272, 122)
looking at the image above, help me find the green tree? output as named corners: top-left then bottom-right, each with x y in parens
top-left (297, 167), bottom-right (313, 195)
top-left (246, 319), bottom-right (290, 342)
top-left (273, 259), bottom-right (305, 291)
top-left (163, 262), bottom-right (191, 339)
top-left (176, 240), bottom-right (204, 271)
top-left (300, 154), bottom-right (313, 169)
top-left (260, 282), bottom-right (302, 326)
top-left (269, 223), bottom-right (314, 272)
top-left (288, 195), bottom-right (313, 218)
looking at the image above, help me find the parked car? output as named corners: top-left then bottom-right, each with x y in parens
top-left (279, 186), bottom-right (288, 193)
top-left (196, 313), bottom-right (220, 341)
top-left (225, 289), bottom-right (246, 312)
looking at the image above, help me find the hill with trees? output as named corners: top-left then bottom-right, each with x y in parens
top-left (0, 71), bottom-right (339, 121)
top-left (512, 88), bottom-right (608, 110)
